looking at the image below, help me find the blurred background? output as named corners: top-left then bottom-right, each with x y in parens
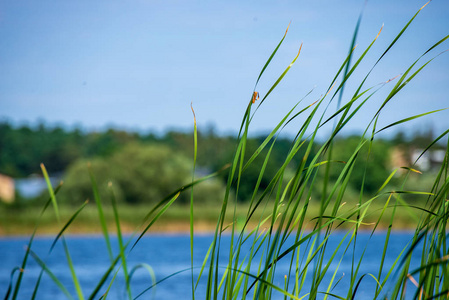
top-left (0, 0), bottom-right (448, 232)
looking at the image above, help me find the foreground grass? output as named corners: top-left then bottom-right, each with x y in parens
top-left (3, 3), bottom-right (449, 300)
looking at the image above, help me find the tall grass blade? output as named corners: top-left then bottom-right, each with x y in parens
top-left (87, 253), bottom-right (122, 300)
top-left (28, 249), bottom-right (74, 300)
top-left (374, 1), bottom-right (430, 66)
top-left (50, 200), bottom-right (88, 252)
top-left (255, 22), bottom-right (291, 87)
top-left (88, 164), bottom-right (113, 261)
top-left (190, 103), bottom-right (198, 300)
top-left (108, 183), bottom-right (131, 299)
top-left (40, 164), bottom-right (84, 300)
top-left (40, 163), bottom-right (60, 220)
top-left (336, 3), bottom-right (364, 109)
top-left (256, 43), bottom-right (302, 107)
top-left (10, 184), bottom-right (61, 300)
top-left (132, 192), bottom-right (180, 249)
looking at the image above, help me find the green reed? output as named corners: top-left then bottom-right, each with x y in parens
top-left (196, 2), bottom-right (448, 300)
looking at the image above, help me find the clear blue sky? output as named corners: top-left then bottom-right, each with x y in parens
top-left (0, 1), bottom-right (448, 139)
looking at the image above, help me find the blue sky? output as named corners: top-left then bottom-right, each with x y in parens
top-left (0, 0), bottom-right (448, 139)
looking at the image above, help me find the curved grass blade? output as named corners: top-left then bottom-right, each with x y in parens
top-left (376, 109), bottom-right (448, 135)
top-left (254, 22), bottom-right (291, 87)
top-left (108, 183), bottom-right (131, 299)
top-left (98, 265), bottom-right (121, 300)
top-left (40, 163), bottom-right (84, 300)
top-left (40, 163), bottom-right (60, 220)
top-left (373, 36), bottom-right (449, 121)
top-left (11, 184), bottom-right (61, 300)
top-left (351, 273), bottom-right (382, 300)
top-left (87, 253), bottom-right (122, 300)
top-left (374, 1), bottom-right (430, 66)
top-left (256, 43), bottom-right (302, 109)
top-left (194, 242), bottom-right (214, 290)
top-left (50, 200), bottom-right (89, 252)
top-left (410, 128), bottom-right (449, 166)
top-left (88, 164), bottom-right (113, 261)
top-left (3, 267), bottom-right (20, 300)
top-left (133, 267), bottom-right (193, 300)
top-left (29, 249), bottom-right (74, 300)
top-left (128, 264), bottom-right (157, 299)
top-left (132, 192), bottom-right (180, 250)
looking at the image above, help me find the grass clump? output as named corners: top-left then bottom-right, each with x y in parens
top-left (3, 2), bottom-right (449, 300)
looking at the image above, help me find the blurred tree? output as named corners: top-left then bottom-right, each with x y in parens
top-left (60, 143), bottom-right (226, 205)
top-left (59, 157), bottom-right (116, 204)
top-left (0, 121), bottom-right (400, 203)
top-left (83, 129), bottom-right (139, 157)
top-left (329, 136), bottom-right (393, 195)
top-left (111, 143), bottom-right (192, 204)
top-left (0, 122), bottom-right (141, 177)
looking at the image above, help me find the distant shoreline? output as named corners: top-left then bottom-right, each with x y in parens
top-left (0, 222), bottom-right (417, 238)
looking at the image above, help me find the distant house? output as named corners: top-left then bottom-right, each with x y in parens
top-left (14, 175), bottom-right (60, 199)
top-left (0, 173), bottom-right (15, 203)
top-left (411, 148), bottom-right (447, 172)
top-left (390, 145), bottom-right (447, 173)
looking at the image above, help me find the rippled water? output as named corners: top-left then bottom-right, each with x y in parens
top-left (0, 232), bottom-right (421, 299)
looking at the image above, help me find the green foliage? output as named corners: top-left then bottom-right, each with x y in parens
top-left (330, 136), bottom-right (393, 194)
top-left (60, 143), bottom-right (226, 205)
top-left (58, 157), bottom-right (116, 204)
top-left (0, 123), bottom-right (140, 177)
top-left (109, 143), bottom-right (191, 204)
top-left (0, 120), bottom-right (440, 204)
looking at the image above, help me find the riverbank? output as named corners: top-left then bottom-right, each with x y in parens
top-left (0, 201), bottom-right (422, 236)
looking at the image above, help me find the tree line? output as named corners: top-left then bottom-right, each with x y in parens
top-left (0, 122), bottom-right (441, 205)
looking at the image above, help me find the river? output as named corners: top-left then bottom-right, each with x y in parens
top-left (0, 232), bottom-right (423, 299)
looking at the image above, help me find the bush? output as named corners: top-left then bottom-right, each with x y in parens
top-left (60, 143), bottom-right (226, 205)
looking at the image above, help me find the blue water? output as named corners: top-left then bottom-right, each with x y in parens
top-left (0, 232), bottom-right (423, 299)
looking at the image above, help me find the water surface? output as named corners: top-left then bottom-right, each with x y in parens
top-left (0, 232), bottom-right (422, 299)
